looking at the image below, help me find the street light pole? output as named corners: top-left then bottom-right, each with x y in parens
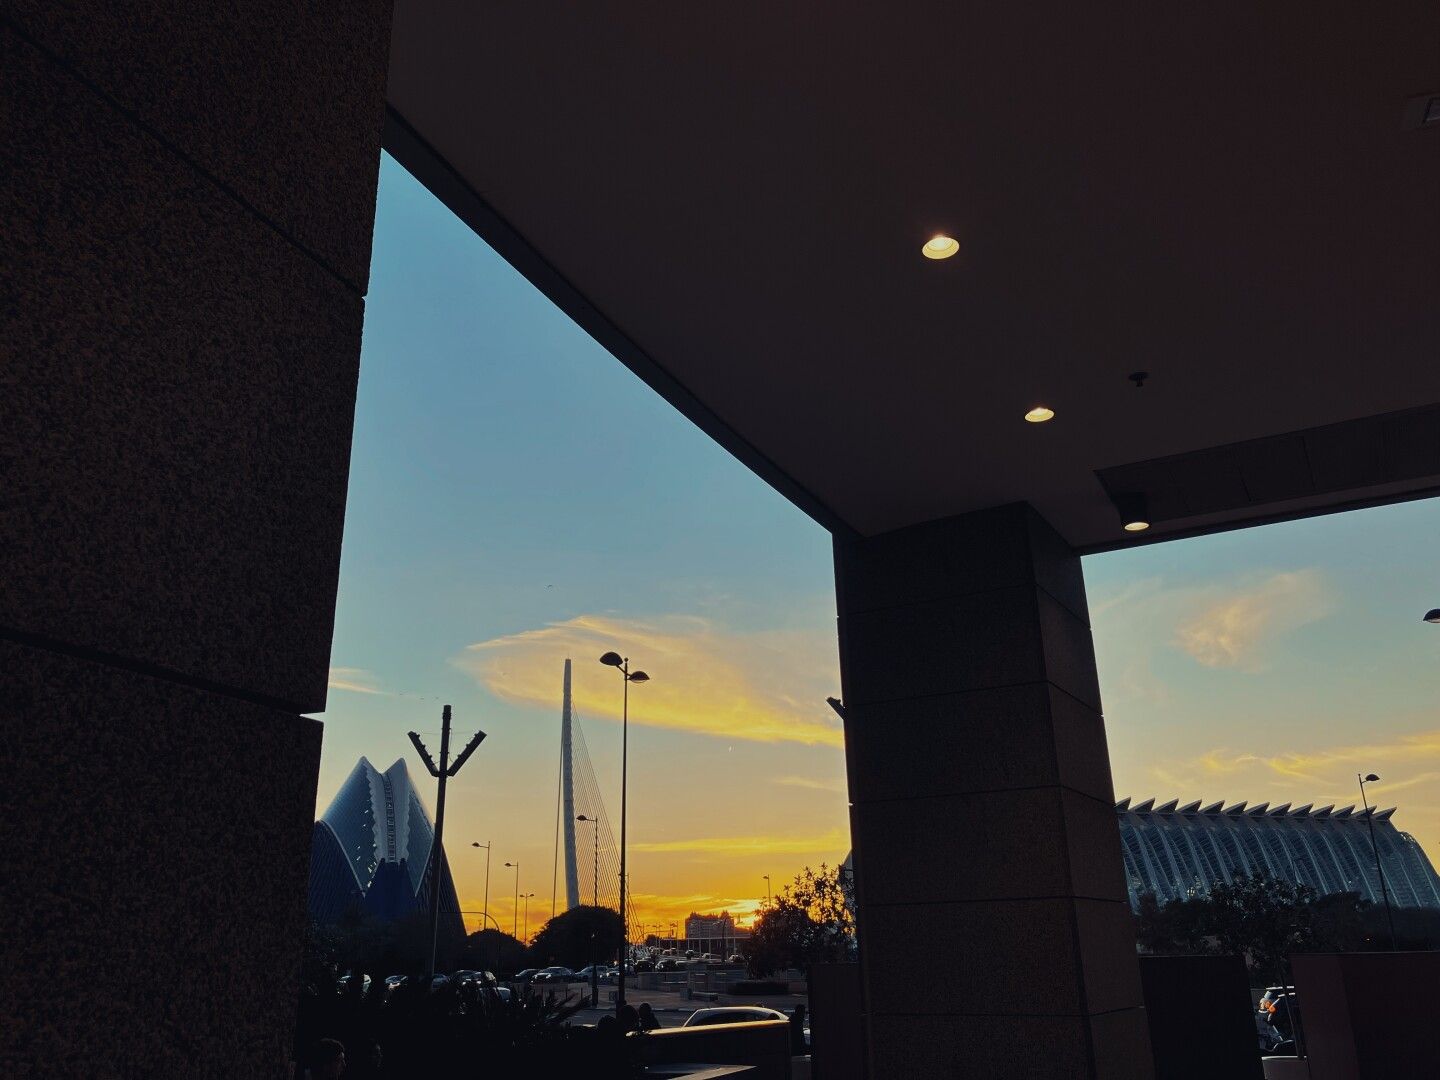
top-left (763, 875), bottom-right (771, 908)
top-left (472, 841), bottom-right (492, 937)
top-left (522, 892), bottom-right (536, 942)
top-left (505, 861), bottom-right (520, 938)
top-left (578, 815), bottom-right (599, 907)
top-left (1358, 773), bottom-right (1398, 950)
top-left (600, 651), bottom-right (648, 1014)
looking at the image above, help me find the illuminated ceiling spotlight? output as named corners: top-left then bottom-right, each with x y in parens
top-left (922, 234), bottom-right (959, 260)
top-left (1114, 492), bottom-right (1150, 533)
top-left (1024, 406), bottom-right (1055, 423)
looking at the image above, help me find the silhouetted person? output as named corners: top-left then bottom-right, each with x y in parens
top-left (617, 1003), bottom-right (641, 1034)
top-left (637, 1002), bottom-right (661, 1031)
top-left (789, 1004), bottom-right (808, 1054)
top-left (304, 1038), bottom-right (346, 1079)
top-left (345, 1039), bottom-right (382, 1078)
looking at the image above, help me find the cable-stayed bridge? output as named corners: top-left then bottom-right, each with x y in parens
top-left (551, 658), bottom-right (629, 930)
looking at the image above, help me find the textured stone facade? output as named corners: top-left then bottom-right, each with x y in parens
top-left (1, 3), bottom-right (390, 1073)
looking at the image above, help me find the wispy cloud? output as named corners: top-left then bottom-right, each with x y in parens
top-left (1144, 729), bottom-right (1440, 809)
top-left (452, 613), bottom-right (843, 747)
top-left (1172, 570), bottom-right (1331, 671)
top-left (772, 775), bottom-right (846, 793)
top-left (630, 828), bottom-right (850, 856)
top-left (328, 667), bottom-right (389, 696)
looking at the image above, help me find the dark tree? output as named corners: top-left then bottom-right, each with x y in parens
top-left (460, 928), bottom-right (528, 974)
top-left (744, 864), bottom-right (855, 977)
top-left (527, 905), bottom-right (624, 969)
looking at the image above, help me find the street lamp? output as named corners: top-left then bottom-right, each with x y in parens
top-left (471, 841), bottom-right (492, 937)
top-left (600, 650), bottom-right (649, 1013)
top-left (1357, 773), bottom-right (1397, 950)
top-left (504, 861), bottom-right (520, 938)
top-left (522, 892), bottom-right (536, 942)
top-left (577, 815), bottom-right (600, 907)
top-left (763, 875), bottom-right (772, 908)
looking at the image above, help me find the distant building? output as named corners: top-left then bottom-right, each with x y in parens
top-left (1117, 797), bottom-right (1440, 910)
top-left (308, 756), bottom-right (464, 941)
top-left (684, 911), bottom-right (750, 953)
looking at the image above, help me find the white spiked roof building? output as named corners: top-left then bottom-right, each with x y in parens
top-left (1115, 796), bottom-right (1440, 910)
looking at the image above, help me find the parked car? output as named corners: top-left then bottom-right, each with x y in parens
top-left (634, 959), bottom-right (654, 972)
top-left (383, 975), bottom-right (408, 996)
top-left (576, 965), bottom-right (606, 982)
top-left (655, 958), bottom-right (679, 971)
top-left (336, 974), bottom-right (371, 995)
top-left (683, 1006), bottom-right (788, 1028)
top-left (726, 955), bottom-right (745, 964)
top-left (532, 966), bottom-right (577, 983)
top-left (513, 968), bottom-right (539, 982)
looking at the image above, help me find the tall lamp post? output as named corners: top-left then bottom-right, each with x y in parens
top-left (522, 892), bottom-right (536, 943)
top-left (763, 875), bottom-right (772, 908)
top-left (505, 861), bottom-right (521, 938)
top-left (577, 815), bottom-right (600, 907)
top-left (600, 651), bottom-right (648, 1013)
top-left (471, 841), bottom-right (492, 937)
top-left (1358, 773), bottom-right (1398, 950)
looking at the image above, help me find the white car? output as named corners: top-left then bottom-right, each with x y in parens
top-left (682, 1006), bottom-right (788, 1028)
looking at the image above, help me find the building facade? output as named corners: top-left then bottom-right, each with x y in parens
top-left (1117, 797), bottom-right (1440, 910)
top-left (684, 911), bottom-right (750, 954)
top-left (308, 757), bottom-right (464, 940)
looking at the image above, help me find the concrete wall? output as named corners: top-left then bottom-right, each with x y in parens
top-left (1, 3), bottom-right (392, 1074)
top-left (1291, 952), bottom-right (1440, 1080)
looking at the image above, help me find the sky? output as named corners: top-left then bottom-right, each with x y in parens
top-left (319, 153), bottom-right (1440, 940)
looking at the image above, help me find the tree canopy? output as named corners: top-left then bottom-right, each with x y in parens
top-left (1135, 874), bottom-right (1370, 979)
top-left (744, 864), bottom-right (855, 977)
top-left (527, 905), bottom-right (624, 969)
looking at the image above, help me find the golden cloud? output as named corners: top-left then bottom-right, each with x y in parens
top-left (328, 667), bottom-right (389, 695)
top-left (452, 613), bottom-right (843, 747)
top-left (629, 828), bottom-right (850, 856)
top-left (772, 774), bottom-right (846, 793)
top-left (1172, 570), bottom-right (1330, 670)
top-left (1144, 729), bottom-right (1440, 839)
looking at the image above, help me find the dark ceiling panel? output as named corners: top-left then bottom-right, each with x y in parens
top-left (387, 2), bottom-right (1440, 546)
top-left (1097, 404), bottom-right (1440, 526)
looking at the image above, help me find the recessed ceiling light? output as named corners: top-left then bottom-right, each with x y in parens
top-left (1024, 406), bottom-right (1055, 423)
top-left (922, 235), bottom-right (959, 260)
top-left (1114, 493), bottom-right (1150, 534)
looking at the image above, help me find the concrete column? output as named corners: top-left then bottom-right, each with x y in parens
top-left (1, 4), bottom-right (390, 1073)
top-left (835, 503), bottom-right (1152, 1078)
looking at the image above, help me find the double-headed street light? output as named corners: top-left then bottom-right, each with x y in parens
top-left (600, 650), bottom-right (648, 1013)
top-left (1357, 773), bottom-right (1397, 950)
top-left (577, 814), bottom-right (600, 907)
top-left (505, 861), bottom-right (521, 938)
top-left (522, 892), bottom-right (537, 943)
top-left (471, 842), bottom-right (492, 936)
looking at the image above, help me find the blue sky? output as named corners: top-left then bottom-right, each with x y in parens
top-left (321, 154), bottom-right (1440, 932)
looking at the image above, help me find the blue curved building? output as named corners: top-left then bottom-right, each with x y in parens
top-left (308, 756), bottom-right (464, 938)
top-left (1117, 797), bottom-right (1440, 910)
